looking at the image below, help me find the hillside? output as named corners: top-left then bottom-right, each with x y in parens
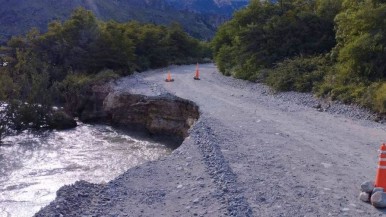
top-left (0, 0), bottom-right (249, 43)
top-left (165, 0), bottom-right (249, 16)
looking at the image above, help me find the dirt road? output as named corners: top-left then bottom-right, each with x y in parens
top-left (36, 64), bottom-right (386, 216)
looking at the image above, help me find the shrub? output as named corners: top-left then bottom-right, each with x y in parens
top-left (266, 56), bottom-right (330, 92)
top-left (211, 0), bottom-right (338, 77)
top-left (373, 83), bottom-right (386, 114)
top-left (0, 69), bottom-right (18, 101)
top-left (54, 69), bottom-right (119, 115)
top-left (47, 110), bottom-right (77, 130)
top-left (92, 69), bottom-right (120, 84)
top-left (2, 100), bottom-right (51, 132)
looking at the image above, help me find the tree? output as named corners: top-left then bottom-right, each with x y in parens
top-left (211, 0), bottom-right (337, 79)
top-left (334, 0), bottom-right (386, 81)
top-left (95, 21), bottom-right (136, 74)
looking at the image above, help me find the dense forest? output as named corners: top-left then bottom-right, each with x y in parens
top-left (212, 0), bottom-right (386, 114)
top-left (0, 8), bottom-right (210, 141)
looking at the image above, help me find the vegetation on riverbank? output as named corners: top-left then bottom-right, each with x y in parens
top-left (212, 0), bottom-right (386, 114)
top-left (0, 7), bottom-right (210, 142)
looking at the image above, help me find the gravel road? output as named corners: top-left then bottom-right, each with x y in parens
top-left (36, 64), bottom-right (386, 216)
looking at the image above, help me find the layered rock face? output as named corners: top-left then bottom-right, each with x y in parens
top-left (78, 84), bottom-right (200, 141)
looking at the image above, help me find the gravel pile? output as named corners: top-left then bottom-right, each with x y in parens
top-left (191, 118), bottom-right (253, 216)
top-left (35, 181), bottom-right (104, 217)
top-left (112, 71), bottom-right (168, 96)
top-left (208, 69), bottom-right (380, 123)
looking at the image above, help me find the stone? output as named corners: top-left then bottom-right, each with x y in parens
top-left (371, 191), bottom-right (386, 208)
top-left (313, 103), bottom-right (322, 109)
top-left (360, 181), bottom-right (375, 193)
top-left (81, 91), bottom-right (199, 140)
top-left (48, 111), bottom-right (77, 130)
top-left (359, 192), bottom-right (370, 203)
top-left (372, 187), bottom-right (384, 195)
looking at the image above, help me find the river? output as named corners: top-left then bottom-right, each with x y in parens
top-left (0, 122), bottom-right (173, 217)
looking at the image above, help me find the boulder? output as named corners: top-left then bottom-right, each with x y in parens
top-left (359, 192), bottom-right (370, 203)
top-left (78, 84), bottom-right (111, 122)
top-left (371, 191), bottom-right (386, 208)
top-left (82, 92), bottom-right (199, 139)
top-left (48, 111), bottom-right (77, 130)
top-left (76, 83), bottom-right (200, 145)
top-left (372, 187), bottom-right (384, 195)
top-left (361, 181), bottom-right (375, 193)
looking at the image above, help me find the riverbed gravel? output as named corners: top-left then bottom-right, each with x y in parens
top-left (36, 64), bottom-right (386, 216)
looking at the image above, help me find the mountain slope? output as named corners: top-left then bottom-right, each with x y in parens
top-left (0, 0), bottom-right (249, 43)
top-left (165, 0), bottom-right (249, 16)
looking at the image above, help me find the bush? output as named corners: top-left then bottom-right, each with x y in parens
top-left (0, 101), bottom-right (77, 142)
top-left (0, 100), bottom-right (52, 133)
top-left (92, 69), bottom-right (120, 84)
top-left (54, 69), bottom-right (119, 115)
top-left (0, 69), bottom-right (18, 101)
top-left (47, 110), bottom-right (77, 130)
top-left (211, 0), bottom-right (338, 77)
top-left (372, 83), bottom-right (386, 114)
top-left (266, 56), bottom-right (330, 92)
top-left (334, 2), bottom-right (386, 82)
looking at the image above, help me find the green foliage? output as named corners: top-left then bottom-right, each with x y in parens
top-left (0, 0), bottom-right (225, 44)
top-left (53, 69), bottom-right (119, 115)
top-left (373, 83), bottom-right (386, 113)
top-left (0, 8), bottom-right (209, 140)
top-left (211, 0), bottom-right (386, 115)
top-left (334, 1), bottom-right (386, 81)
top-left (316, 0), bottom-right (343, 20)
top-left (0, 69), bottom-right (18, 101)
top-left (266, 56), bottom-right (330, 92)
top-left (98, 21), bottom-right (136, 74)
top-left (313, 0), bottom-right (386, 113)
top-left (4, 101), bottom-right (51, 131)
top-left (47, 110), bottom-right (77, 130)
top-left (212, 0), bottom-right (339, 80)
top-left (1, 7), bottom-right (208, 102)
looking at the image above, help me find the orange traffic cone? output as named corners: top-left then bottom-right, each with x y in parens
top-left (375, 144), bottom-right (386, 189)
top-left (194, 63), bottom-right (200, 80)
top-left (165, 71), bottom-right (174, 82)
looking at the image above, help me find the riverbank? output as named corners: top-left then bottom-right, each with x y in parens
top-left (36, 64), bottom-right (386, 216)
top-left (0, 123), bottom-right (173, 217)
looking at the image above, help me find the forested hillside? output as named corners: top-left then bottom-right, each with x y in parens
top-left (212, 0), bottom-right (386, 114)
top-left (0, 8), bottom-right (210, 141)
top-left (0, 0), bottom-right (249, 43)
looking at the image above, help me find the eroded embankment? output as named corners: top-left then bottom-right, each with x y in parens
top-left (76, 83), bottom-right (200, 146)
top-left (34, 83), bottom-right (201, 216)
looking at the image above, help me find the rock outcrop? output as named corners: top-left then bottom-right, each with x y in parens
top-left (78, 84), bottom-right (200, 142)
top-left (48, 111), bottom-right (77, 130)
